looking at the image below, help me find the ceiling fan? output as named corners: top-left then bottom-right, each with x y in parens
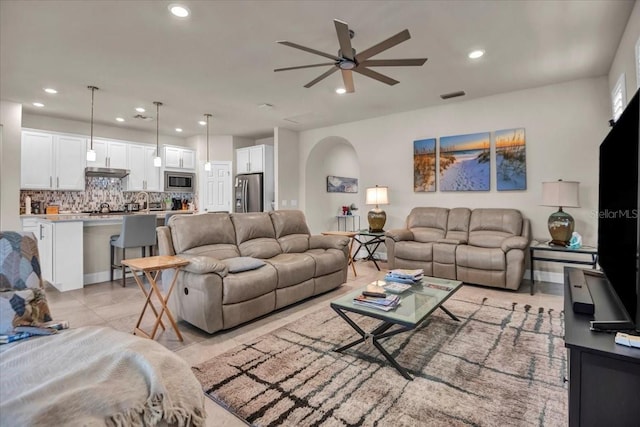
top-left (274, 19), bottom-right (427, 93)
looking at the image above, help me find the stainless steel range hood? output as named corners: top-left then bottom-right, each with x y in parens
top-left (85, 167), bottom-right (130, 179)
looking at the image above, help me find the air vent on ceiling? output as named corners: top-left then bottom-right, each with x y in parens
top-left (133, 114), bottom-right (154, 121)
top-left (440, 91), bottom-right (466, 100)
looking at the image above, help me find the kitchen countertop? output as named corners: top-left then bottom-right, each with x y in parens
top-left (21, 210), bottom-right (196, 223)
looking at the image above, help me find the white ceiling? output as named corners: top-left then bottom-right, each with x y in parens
top-left (0, 0), bottom-right (634, 139)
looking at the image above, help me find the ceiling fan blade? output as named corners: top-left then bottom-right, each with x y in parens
top-left (353, 67), bottom-right (399, 86)
top-left (361, 58), bottom-right (427, 67)
top-left (275, 62), bottom-right (336, 72)
top-left (277, 41), bottom-right (341, 61)
top-left (341, 70), bottom-right (355, 93)
top-left (334, 19), bottom-right (354, 61)
top-left (304, 67), bottom-right (339, 88)
top-left (355, 29), bottom-right (411, 62)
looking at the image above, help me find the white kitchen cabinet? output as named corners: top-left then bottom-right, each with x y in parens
top-left (164, 146), bottom-right (195, 170)
top-left (88, 139), bottom-right (128, 169)
top-left (236, 145), bottom-right (273, 173)
top-left (21, 131), bottom-right (86, 190)
top-left (21, 218), bottom-right (83, 292)
top-left (126, 144), bottom-right (162, 192)
top-left (236, 144), bottom-right (271, 174)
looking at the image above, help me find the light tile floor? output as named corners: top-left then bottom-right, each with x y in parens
top-left (45, 261), bottom-right (564, 426)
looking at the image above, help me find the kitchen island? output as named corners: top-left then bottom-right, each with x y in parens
top-left (21, 211), bottom-right (194, 291)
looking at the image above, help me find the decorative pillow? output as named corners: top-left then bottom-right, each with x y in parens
top-left (0, 288), bottom-right (52, 334)
top-left (222, 257), bottom-right (266, 273)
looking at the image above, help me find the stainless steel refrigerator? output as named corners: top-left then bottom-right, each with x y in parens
top-left (234, 173), bottom-right (263, 212)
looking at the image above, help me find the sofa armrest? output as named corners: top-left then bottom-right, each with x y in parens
top-left (385, 229), bottom-right (414, 242)
top-left (156, 226), bottom-right (175, 256)
top-left (309, 235), bottom-right (349, 250)
top-left (501, 236), bottom-right (529, 252)
top-left (436, 238), bottom-right (468, 245)
top-left (176, 254), bottom-right (229, 277)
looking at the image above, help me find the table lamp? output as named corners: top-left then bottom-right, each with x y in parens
top-left (365, 185), bottom-right (389, 232)
top-left (541, 180), bottom-right (580, 246)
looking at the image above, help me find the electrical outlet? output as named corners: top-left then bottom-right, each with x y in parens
top-left (291, 200), bottom-right (297, 207)
top-left (281, 200), bottom-right (287, 206)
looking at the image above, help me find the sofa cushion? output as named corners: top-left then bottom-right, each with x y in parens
top-left (232, 213), bottom-right (282, 259)
top-left (170, 213), bottom-right (236, 253)
top-left (182, 244), bottom-right (240, 261)
top-left (222, 257), bottom-right (266, 273)
top-left (270, 210), bottom-right (310, 238)
top-left (305, 248), bottom-right (347, 276)
top-left (407, 207), bottom-right (449, 229)
top-left (468, 209), bottom-right (523, 248)
top-left (456, 245), bottom-right (506, 270)
top-left (395, 241), bottom-right (434, 262)
top-left (445, 207), bottom-right (471, 242)
top-left (278, 234), bottom-right (310, 253)
top-left (222, 264), bottom-right (278, 304)
top-left (264, 253), bottom-right (315, 289)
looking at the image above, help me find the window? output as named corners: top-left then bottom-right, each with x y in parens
top-left (611, 73), bottom-right (626, 121)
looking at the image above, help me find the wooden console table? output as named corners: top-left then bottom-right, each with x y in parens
top-left (121, 255), bottom-right (189, 341)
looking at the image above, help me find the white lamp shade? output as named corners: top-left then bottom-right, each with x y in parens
top-left (542, 180), bottom-right (580, 208)
top-left (366, 186), bottom-right (389, 205)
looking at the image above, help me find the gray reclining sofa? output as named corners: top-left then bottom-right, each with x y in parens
top-left (157, 210), bottom-right (349, 334)
top-left (385, 207), bottom-right (530, 290)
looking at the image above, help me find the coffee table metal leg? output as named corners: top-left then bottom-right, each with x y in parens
top-left (332, 306), bottom-right (414, 380)
top-left (439, 305), bottom-right (460, 322)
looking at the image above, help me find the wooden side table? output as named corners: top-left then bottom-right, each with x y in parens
top-left (322, 231), bottom-right (357, 276)
top-left (121, 255), bottom-right (189, 341)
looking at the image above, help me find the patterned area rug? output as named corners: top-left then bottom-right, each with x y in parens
top-left (193, 295), bottom-right (567, 426)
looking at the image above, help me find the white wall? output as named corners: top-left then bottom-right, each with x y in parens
top-left (22, 113), bottom-right (190, 148)
top-left (608, 1), bottom-right (640, 104)
top-left (274, 127), bottom-right (299, 210)
top-left (299, 78), bottom-right (611, 250)
top-left (0, 101), bottom-right (22, 230)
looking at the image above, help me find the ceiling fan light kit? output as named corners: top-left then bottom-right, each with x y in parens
top-left (275, 19), bottom-right (427, 93)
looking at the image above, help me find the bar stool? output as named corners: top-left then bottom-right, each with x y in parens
top-left (110, 214), bottom-right (158, 287)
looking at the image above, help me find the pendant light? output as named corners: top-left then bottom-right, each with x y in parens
top-left (86, 86), bottom-right (99, 161)
top-left (204, 113), bottom-right (212, 171)
top-left (153, 101), bottom-right (163, 167)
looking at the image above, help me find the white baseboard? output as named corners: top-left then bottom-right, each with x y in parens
top-left (84, 270), bottom-right (122, 285)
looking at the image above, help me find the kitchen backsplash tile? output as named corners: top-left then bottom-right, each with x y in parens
top-left (20, 177), bottom-right (195, 212)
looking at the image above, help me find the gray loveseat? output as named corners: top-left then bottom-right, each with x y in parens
top-left (156, 210), bottom-right (349, 334)
top-left (385, 207), bottom-right (530, 290)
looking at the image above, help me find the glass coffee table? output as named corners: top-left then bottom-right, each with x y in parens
top-left (330, 277), bottom-right (463, 380)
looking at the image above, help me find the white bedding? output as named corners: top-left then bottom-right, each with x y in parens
top-left (0, 326), bottom-right (205, 426)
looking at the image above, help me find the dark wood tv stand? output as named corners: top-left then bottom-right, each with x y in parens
top-left (563, 267), bottom-right (640, 426)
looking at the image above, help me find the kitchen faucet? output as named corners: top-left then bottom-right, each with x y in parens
top-left (136, 191), bottom-right (150, 213)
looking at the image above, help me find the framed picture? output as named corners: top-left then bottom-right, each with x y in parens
top-left (496, 128), bottom-right (527, 191)
top-left (439, 132), bottom-right (490, 191)
top-left (414, 138), bottom-right (437, 192)
top-left (327, 175), bottom-right (358, 193)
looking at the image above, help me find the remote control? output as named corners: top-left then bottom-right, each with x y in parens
top-left (615, 332), bottom-right (640, 349)
top-left (362, 291), bottom-right (386, 298)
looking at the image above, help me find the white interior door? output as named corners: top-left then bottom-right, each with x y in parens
top-left (201, 161), bottom-right (231, 213)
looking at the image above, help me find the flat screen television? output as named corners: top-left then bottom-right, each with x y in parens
top-left (598, 87), bottom-right (640, 331)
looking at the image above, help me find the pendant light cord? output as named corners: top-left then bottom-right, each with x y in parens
top-left (154, 101), bottom-right (163, 156)
top-left (205, 113), bottom-right (212, 163)
top-left (88, 86), bottom-right (98, 150)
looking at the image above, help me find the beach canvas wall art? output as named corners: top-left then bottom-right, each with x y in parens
top-left (496, 128), bottom-right (527, 190)
top-left (327, 176), bottom-right (358, 193)
top-left (414, 138), bottom-right (437, 192)
top-left (439, 132), bottom-right (490, 191)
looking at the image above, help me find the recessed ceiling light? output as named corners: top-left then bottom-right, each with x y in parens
top-left (175, 128), bottom-right (183, 132)
top-left (198, 120), bottom-right (207, 126)
top-left (468, 49), bottom-right (485, 59)
top-left (44, 88), bottom-right (58, 94)
top-left (336, 88), bottom-right (347, 94)
top-left (116, 117), bottom-right (125, 122)
top-left (135, 107), bottom-right (145, 113)
top-left (169, 4), bottom-right (190, 18)
top-left (33, 102), bottom-right (44, 107)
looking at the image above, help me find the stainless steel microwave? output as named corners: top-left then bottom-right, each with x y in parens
top-left (164, 171), bottom-right (195, 193)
